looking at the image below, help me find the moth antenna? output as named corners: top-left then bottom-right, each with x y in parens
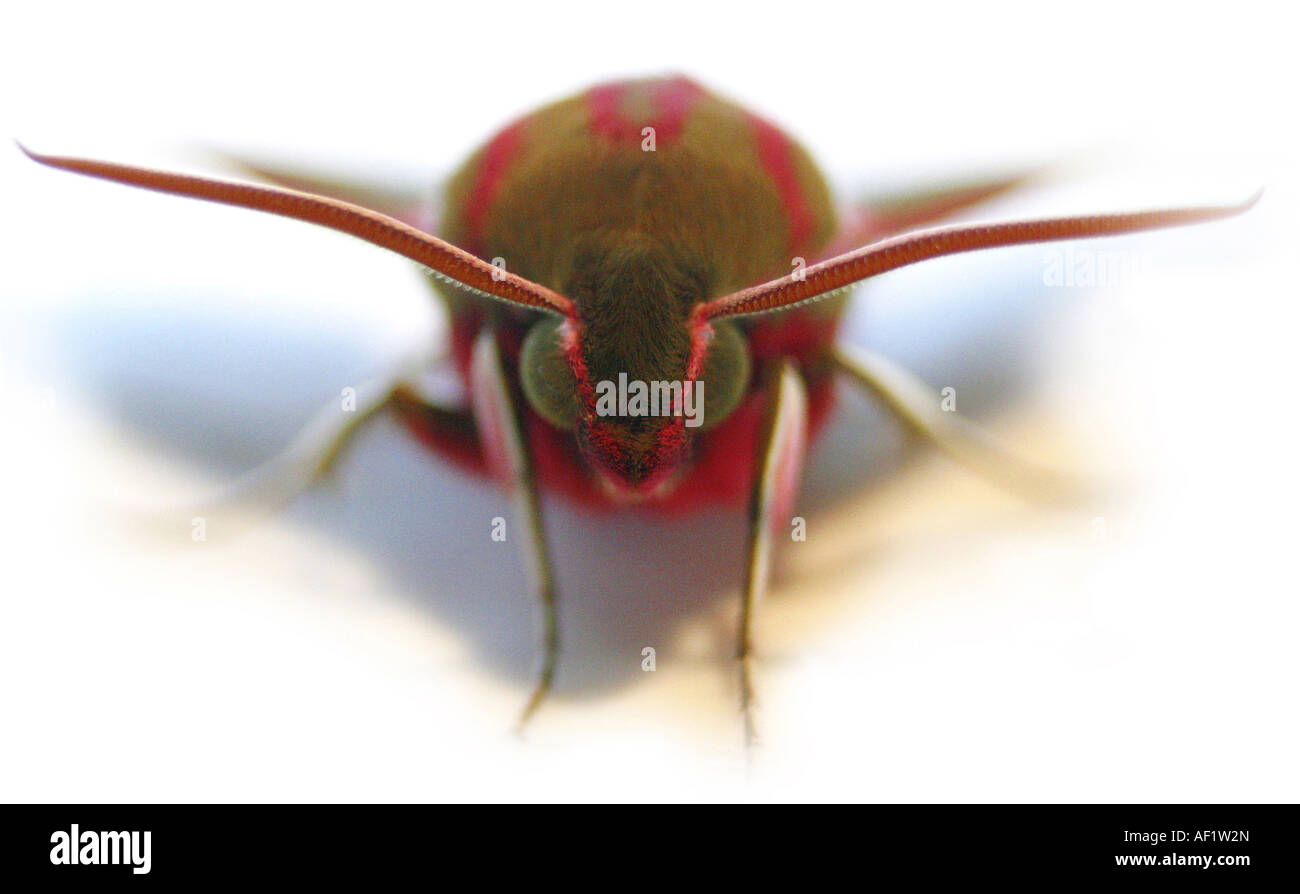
top-left (16, 142), bottom-right (573, 317)
top-left (701, 191), bottom-right (1262, 320)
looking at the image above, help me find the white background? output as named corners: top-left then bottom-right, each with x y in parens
top-left (1, 1), bottom-right (1295, 802)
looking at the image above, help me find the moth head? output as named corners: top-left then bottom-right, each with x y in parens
top-left (519, 314), bottom-right (750, 499)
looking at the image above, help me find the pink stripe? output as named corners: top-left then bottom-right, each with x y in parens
top-left (586, 81), bottom-right (630, 140)
top-left (462, 119), bottom-right (527, 256)
top-left (649, 77), bottom-right (703, 143)
top-left (747, 113), bottom-right (815, 255)
top-left (586, 77), bottom-right (703, 145)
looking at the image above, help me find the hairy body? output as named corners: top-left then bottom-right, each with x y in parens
top-left (418, 76), bottom-right (843, 511)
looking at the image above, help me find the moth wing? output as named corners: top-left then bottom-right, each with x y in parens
top-left (207, 148), bottom-right (439, 233)
top-left (824, 166), bottom-right (1046, 256)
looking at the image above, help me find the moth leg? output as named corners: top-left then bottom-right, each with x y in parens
top-left (832, 342), bottom-right (1082, 502)
top-left (390, 385), bottom-right (485, 472)
top-left (467, 328), bottom-right (560, 732)
top-left (185, 369), bottom-right (412, 527)
top-left (739, 360), bottom-right (810, 749)
top-left (824, 167), bottom-right (1044, 255)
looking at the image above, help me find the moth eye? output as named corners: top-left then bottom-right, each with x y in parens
top-left (699, 321), bottom-right (751, 430)
top-left (520, 317), bottom-right (581, 430)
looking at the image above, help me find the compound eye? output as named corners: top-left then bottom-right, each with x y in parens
top-left (698, 321), bottom-right (751, 430)
top-left (519, 317), bottom-right (580, 430)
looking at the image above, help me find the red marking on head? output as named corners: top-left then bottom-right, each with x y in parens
top-left (685, 304), bottom-right (714, 381)
top-left (559, 303), bottom-right (709, 499)
top-left (558, 313), bottom-right (597, 415)
top-left (586, 81), bottom-right (630, 141)
top-left (585, 76), bottom-right (704, 145)
top-left (746, 113), bottom-right (816, 256)
top-left (650, 77), bottom-right (703, 143)
top-left (583, 415), bottom-right (689, 500)
top-left (462, 118), bottom-right (528, 256)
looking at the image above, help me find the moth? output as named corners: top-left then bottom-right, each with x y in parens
top-left (20, 75), bottom-right (1256, 744)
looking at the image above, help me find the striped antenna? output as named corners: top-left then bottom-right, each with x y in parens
top-left (18, 144), bottom-right (574, 317)
top-left (700, 193), bottom-right (1262, 320)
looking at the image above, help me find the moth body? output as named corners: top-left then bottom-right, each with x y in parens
top-left (425, 76), bottom-right (843, 508)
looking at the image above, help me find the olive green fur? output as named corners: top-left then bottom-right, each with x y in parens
top-left (434, 79), bottom-right (839, 424)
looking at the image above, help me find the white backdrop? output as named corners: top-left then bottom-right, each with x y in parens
top-left (1, 0), bottom-right (1295, 802)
